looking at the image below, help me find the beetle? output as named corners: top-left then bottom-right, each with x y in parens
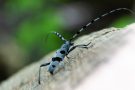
top-left (38, 8), bottom-right (134, 84)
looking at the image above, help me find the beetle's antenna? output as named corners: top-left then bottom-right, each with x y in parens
top-left (70, 8), bottom-right (135, 41)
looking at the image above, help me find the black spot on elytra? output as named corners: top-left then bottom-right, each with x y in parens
top-left (52, 65), bottom-right (56, 68)
top-left (60, 50), bottom-right (66, 54)
top-left (52, 57), bottom-right (62, 62)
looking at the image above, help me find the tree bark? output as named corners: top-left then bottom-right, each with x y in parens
top-left (0, 23), bottom-right (135, 90)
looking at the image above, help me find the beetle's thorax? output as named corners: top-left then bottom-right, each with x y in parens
top-left (53, 41), bottom-right (72, 60)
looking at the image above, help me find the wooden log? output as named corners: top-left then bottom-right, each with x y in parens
top-left (0, 23), bottom-right (135, 90)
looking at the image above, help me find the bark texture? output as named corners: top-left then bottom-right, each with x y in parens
top-left (0, 23), bottom-right (135, 90)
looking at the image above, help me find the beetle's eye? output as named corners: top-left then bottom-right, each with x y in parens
top-left (52, 65), bottom-right (56, 68)
top-left (70, 43), bottom-right (74, 45)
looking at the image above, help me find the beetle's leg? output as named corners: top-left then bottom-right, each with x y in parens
top-left (68, 42), bottom-right (92, 53)
top-left (38, 62), bottom-right (50, 84)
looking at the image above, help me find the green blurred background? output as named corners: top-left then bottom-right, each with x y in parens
top-left (0, 0), bottom-right (134, 83)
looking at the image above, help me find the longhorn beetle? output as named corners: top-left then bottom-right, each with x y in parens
top-left (38, 8), bottom-right (134, 84)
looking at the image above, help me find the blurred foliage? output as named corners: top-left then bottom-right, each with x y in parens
top-left (6, 0), bottom-right (43, 11)
top-left (4, 0), bottom-right (72, 61)
top-left (16, 10), bottom-right (63, 52)
top-left (112, 15), bottom-right (135, 28)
